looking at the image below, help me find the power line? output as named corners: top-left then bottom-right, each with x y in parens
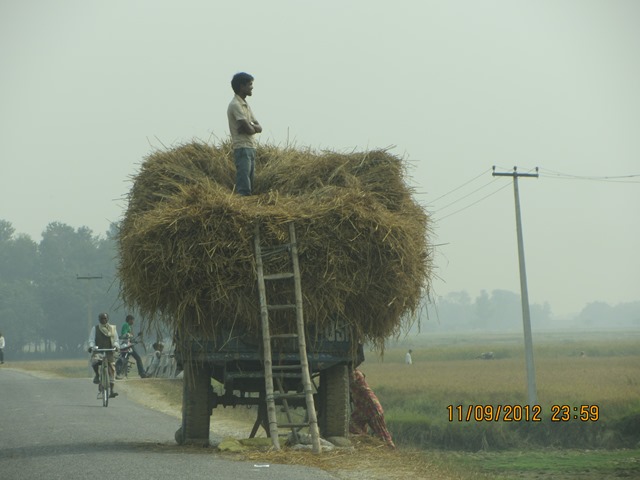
top-left (426, 168), bottom-right (491, 204)
top-left (422, 166), bottom-right (517, 221)
top-left (418, 165), bottom-right (638, 223)
top-left (538, 168), bottom-right (640, 183)
top-left (436, 182), bottom-right (511, 221)
top-left (433, 177), bottom-right (500, 213)
top-left (435, 166), bottom-right (537, 221)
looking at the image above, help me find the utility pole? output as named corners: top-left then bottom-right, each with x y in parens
top-left (76, 274), bottom-right (103, 336)
top-left (492, 166), bottom-right (539, 406)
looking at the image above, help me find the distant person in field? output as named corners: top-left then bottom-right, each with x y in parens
top-left (227, 72), bottom-right (262, 196)
top-left (0, 332), bottom-right (5, 364)
top-left (405, 349), bottom-right (412, 365)
top-left (477, 351), bottom-right (494, 360)
top-left (349, 368), bottom-right (396, 448)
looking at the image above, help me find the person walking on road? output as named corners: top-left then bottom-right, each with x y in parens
top-left (88, 313), bottom-right (120, 398)
top-left (227, 72), bottom-right (262, 196)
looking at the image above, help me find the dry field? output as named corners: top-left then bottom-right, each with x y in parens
top-left (362, 334), bottom-right (640, 451)
top-left (364, 355), bottom-right (640, 415)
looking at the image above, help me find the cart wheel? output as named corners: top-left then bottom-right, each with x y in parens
top-left (318, 364), bottom-right (350, 437)
top-left (179, 362), bottom-right (211, 445)
top-left (175, 426), bottom-right (184, 445)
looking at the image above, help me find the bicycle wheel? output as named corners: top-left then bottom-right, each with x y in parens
top-left (102, 361), bottom-right (110, 407)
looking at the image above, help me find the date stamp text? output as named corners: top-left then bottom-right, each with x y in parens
top-left (446, 404), bottom-right (600, 422)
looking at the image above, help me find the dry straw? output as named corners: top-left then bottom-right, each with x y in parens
top-left (118, 141), bottom-right (432, 351)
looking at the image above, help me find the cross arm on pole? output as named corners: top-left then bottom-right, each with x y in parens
top-left (492, 166), bottom-right (539, 178)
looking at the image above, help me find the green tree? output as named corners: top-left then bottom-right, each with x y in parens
top-left (0, 219), bottom-right (127, 354)
top-left (0, 219), bottom-right (14, 243)
top-left (576, 301), bottom-right (612, 327)
top-left (37, 222), bottom-right (116, 352)
top-left (474, 289), bottom-right (492, 328)
top-left (0, 280), bottom-right (44, 353)
top-left (0, 220), bottom-right (43, 352)
top-left (436, 291), bottom-right (474, 330)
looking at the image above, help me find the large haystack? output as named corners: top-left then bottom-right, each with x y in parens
top-left (118, 141), bottom-right (432, 350)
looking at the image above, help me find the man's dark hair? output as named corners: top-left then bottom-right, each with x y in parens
top-left (126, 314), bottom-right (134, 321)
top-left (231, 72), bottom-right (254, 93)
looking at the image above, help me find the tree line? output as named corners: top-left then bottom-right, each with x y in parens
top-left (420, 289), bottom-right (640, 332)
top-left (2, 218), bottom-right (638, 356)
top-left (0, 219), bottom-right (122, 356)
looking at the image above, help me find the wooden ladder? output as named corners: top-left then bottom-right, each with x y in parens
top-left (254, 222), bottom-right (321, 453)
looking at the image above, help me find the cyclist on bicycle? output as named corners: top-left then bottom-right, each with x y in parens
top-left (88, 312), bottom-right (120, 398)
top-left (118, 314), bottom-right (148, 378)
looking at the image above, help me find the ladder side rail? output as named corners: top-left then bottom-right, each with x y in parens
top-left (254, 225), bottom-right (281, 450)
top-left (275, 376), bottom-right (300, 444)
top-left (288, 222), bottom-right (322, 454)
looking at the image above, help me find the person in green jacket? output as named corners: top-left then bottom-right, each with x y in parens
top-left (119, 315), bottom-right (148, 378)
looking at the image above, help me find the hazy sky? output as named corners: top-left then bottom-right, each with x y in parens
top-left (1, 0), bottom-right (638, 317)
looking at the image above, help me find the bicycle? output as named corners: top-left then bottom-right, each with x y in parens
top-left (93, 347), bottom-right (117, 407)
top-left (116, 335), bottom-right (146, 379)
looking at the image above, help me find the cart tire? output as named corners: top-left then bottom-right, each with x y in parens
top-left (179, 362), bottom-right (211, 445)
top-left (318, 364), bottom-right (350, 437)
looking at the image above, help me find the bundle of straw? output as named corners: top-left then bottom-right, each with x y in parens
top-left (118, 141), bottom-right (432, 350)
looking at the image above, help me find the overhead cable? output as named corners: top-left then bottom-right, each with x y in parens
top-left (436, 182), bottom-right (512, 222)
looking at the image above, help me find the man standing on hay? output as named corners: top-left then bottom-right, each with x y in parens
top-left (227, 72), bottom-right (262, 196)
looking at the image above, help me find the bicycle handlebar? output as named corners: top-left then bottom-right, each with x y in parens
top-left (93, 348), bottom-right (117, 352)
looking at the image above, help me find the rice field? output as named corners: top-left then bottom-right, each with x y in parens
top-left (362, 330), bottom-right (640, 451)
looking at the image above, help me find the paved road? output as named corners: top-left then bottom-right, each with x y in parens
top-left (0, 369), bottom-right (337, 480)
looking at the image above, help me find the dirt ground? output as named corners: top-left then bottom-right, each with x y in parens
top-left (119, 378), bottom-right (258, 441)
top-left (115, 377), bottom-right (465, 480)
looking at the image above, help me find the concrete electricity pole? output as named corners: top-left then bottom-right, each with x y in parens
top-left (492, 166), bottom-right (539, 406)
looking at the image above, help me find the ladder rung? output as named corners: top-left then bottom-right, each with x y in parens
top-left (278, 422), bottom-right (309, 429)
top-left (226, 371), bottom-right (265, 379)
top-left (273, 392), bottom-right (306, 399)
top-left (272, 372), bottom-right (305, 378)
top-left (263, 272), bottom-right (294, 281)
top-left (267, 304), bottom-right (296, 311)
top-left (261, 244), bottom-right (292, 254)
top-left (272, 364), bottom-right (301, 370)
top-left (270, 333), bottom-right (299, 340)
top-left (227, 371), bottom-right (304, 379)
